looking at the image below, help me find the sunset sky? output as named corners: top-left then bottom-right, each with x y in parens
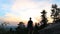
top-left (0, 0), bottom-right (60, 26)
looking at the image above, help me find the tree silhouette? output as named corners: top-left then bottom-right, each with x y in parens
top-left (1, 22), bottom-right (9, 28)
top-left (16, 22), bottom-right (25, 34)
top-left (51, 4), bottom-right (60, 23)
top-left (33, 23), bottom-right (39, 34)
top-left (27, 17), bottom-right (33, 34)
top-left (40, 10), bottom-right (48, 29)
top-left (35, 23), bottom-right (38, 30)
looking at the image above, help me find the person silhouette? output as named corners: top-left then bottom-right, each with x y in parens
top-left (27, 17), bottom-right (33, 34)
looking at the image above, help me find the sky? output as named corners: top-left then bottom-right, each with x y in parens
top-left (0, 0), bottom-right (60, 26)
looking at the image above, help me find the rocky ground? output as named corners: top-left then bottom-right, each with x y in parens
top-left (39, 23), bottom-right (60, 34)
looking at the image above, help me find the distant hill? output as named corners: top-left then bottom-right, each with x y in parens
top-left (39, 23), bottom-right (60, 34)
top-left (3, 25), bottom-right (17, 31)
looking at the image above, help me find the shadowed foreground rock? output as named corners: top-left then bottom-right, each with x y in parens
top-left (39, 23), bottom-right (60, 34)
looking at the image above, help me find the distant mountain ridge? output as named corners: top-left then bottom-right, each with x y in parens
top-left (3, 25), bottom-right (17, 31)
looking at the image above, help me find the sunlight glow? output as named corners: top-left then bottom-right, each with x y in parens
top-left (1, 0), bottom-right (59, 26)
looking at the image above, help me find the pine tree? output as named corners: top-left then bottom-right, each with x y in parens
top-left (33, 23), bottom-right (39, 34)
top-left (40, 10), bottom-right (48, 29)
top-left (51, 4), bottom-right (60, 23)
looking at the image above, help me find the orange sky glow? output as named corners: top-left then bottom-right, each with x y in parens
top-left (1, 0), bottom-right (60, 26)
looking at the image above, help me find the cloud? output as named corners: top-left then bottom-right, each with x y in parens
top-left (0, 0), bottom-right (57, 25)
top-left (2, 13), bottom-right (21, 26)
top-left (4, 13), bottom-right (20, 22)
top-left (10, 0), bottom-right (52, 20)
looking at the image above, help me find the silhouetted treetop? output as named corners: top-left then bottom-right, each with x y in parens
top-left (18, 22), bottom-right (24, 25)
top-left (39, 10), bottom-right (48, 30)
top-left (51, 4), bottom-right (60, 23)
top-left (41, 10), bottom-right (47, 20)
top-left (41, 10), bottom-right (47, 15)
top-left (52, 4), bottom-right (57, 8)
top-left (17, 22), bottom-right (25, 29)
